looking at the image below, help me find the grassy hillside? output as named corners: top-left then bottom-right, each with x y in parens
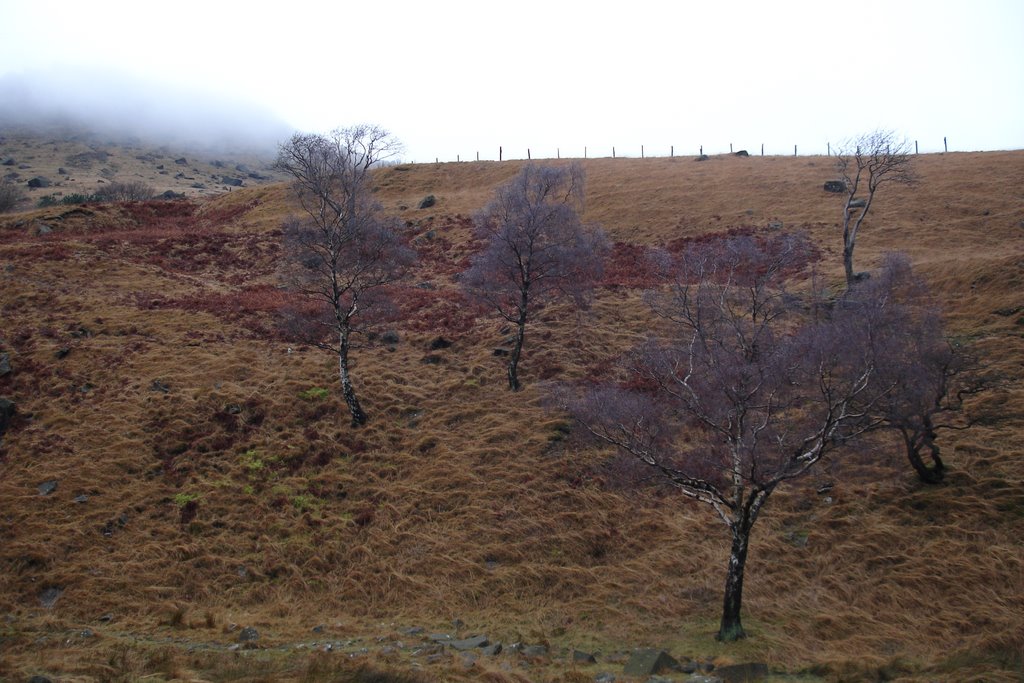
top-left (0, 151), bottom-right (1022, 682)
top-left (0, 125), bottom-right (285, 211)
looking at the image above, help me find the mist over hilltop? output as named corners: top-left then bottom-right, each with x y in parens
top-left (0, 68), bottom-right (292, 155)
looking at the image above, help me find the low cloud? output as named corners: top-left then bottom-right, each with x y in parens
top-left (0, 67), bottom-right (292, 154)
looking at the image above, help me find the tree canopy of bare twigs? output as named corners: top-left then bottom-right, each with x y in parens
top-left (462, 163), bottom-right (608, 390)
top-left (835, 129), bottom-right (915, 288)
top-left (276, 125), bottom-right (413, 426)
top-left (563, 232), bottom-right (905, 642)
top-left (842, 254), bottom-right (987, 483)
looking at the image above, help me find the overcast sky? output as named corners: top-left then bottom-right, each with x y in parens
top-left (1, 0), bottom-right (1021, 161)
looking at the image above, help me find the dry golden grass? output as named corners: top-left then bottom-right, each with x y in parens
top-left (0, 150), bottom-right (1022, 682)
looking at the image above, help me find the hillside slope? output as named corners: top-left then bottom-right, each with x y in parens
top-left (1, 152), bottom-right (1022, 682)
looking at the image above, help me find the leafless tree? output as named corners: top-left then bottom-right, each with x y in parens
top-left (462, 163), bottom-right (608, 390)
top-left (835, 129), bottom-right (915, 288)
top-left (843, 254), bottom-right (987, 483)
top-left (563, 233), bottom-right (893, 641)
top-left (276, 125), bottom-right (413, 426)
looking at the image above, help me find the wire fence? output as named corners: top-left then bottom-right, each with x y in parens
top-left (417, 137), bottom-right (954, 164)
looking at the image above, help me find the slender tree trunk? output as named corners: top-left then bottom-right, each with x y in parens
top-left (843, 240), bottom-right (856, 287)
top-left (508, 315), bottom-right (527, 391)
top-left (904, 426), bottom-right (945, 484)
top-left (717, 523), bottom-right (751, 641)
top-left (338, 331), bottom-right (367, 427)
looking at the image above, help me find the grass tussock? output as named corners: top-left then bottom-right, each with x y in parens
top-left (0, 151), bottom-right (1022, 681)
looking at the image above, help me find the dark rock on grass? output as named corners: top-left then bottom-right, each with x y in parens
top-left (0, 352), bottom-right (11, 376)
top-left (381, 330), bottom-right (401, 345)
top-left (481, 642), bottom-right (502, 656)
top-left (238, 626), bottom-right (259, 642)
top-left (450, 635), bottom-right (489, 651)
top-left (419, 194), bottom-right (436, 209)
top-left (38, 587), bottom-right (63, 609)
top-left (823, 180), bottom-right (846, 193)
top-left (573, 649), bottom-right (598, 664)
top-left (715, 662), bottom-right (770, 682)
top-left (55, 347), bottom-right (70, 359)
top-left (221, 177), bottom-right (244, 187)
top-left (734, 149), bottom-right (750, 157)
top-left (492, 348), bottom-right (510, 357)
top-left (421, 355), bottom-right (442, 365)
top-left (695, 154), bottom-right (709, 161)
top-left (429, 336), bottom-right (452, 350)
top-left (27, 177), bottom-right (51, 188)
top-left (28, 676), bottom-right (54, 683)
top-left (519, 644), bottom-right (549, 658)
top-left (623, 648), bottom-right (681, 676)
top-left (38, 480), bottom-right (58, 496)
top-left (150, 379), bottom-right (170, 393)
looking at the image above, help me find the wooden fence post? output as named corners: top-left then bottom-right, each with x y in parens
top-left (641, 145), bottom-right (644, 159)
top-left (944, 137), bottom-right (948, 153)
top-left (671, 145), bottom-right (674, 157)
top-left (827, 142), bottom-right (830, 156)
top-left (700, 145), bottom-right (703, 155)
top-left (915, 141), bottom-right (918, 155)
top-left (761, 143), bottom-right (764, 156)
top-left (730, 143), bottom-right (733, 153)
top-left (499, 146), bottom-right (503, 162)
top-left (794, 144), bottom-right (797, 156)
top-left (584, 146), bottom-right (587, 159)
top-left (557, 148), bottom-right (560, 159)
top-left (613, 147), bottom-right (616, 158)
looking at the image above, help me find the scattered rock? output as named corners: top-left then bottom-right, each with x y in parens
top-left (734, 150), bottom-right (750, 157)
top-left (482, 642), bottom-right (503, 656)
top-left (594, 674), bottom-right (616, 683)
top-left (421, 355), bottom-right (442, 365)
top-left (38, 587), bottom-right (63, 609)
top-left (27, 676), bottom-right (54, 683)
top-left (0, 157), bottom-right (14, 166)
top-left (175, 157), bottom-right (188, 165)
top-left (402, 626), bottom-right (424, 636)
top-left (381, 330), bottom-right (401, 345)
top-left (573, 649), bottom-right (598, 664)
top-left (0, 353), bottom-right (10, 376)
top-left (312, 624), bottom-right (325, 633)
top-left (159, 190), bottom-right (184, 200)
top-left (74, 494), bottom-right (89, 503)
top-left (428, 633), bottom-right (453, 643)
top-left (823, 180), bottom-right (846, 193)
top-left (419, 194), bottom-right (436, 209)
top-left (847, 197), bottom-right (867, 209)
top-left (695, 154), bottom-right (709, 161)
top-left (55, 347), bottom-right (70, 359)
top-left (98, 613), bottom-right (113, 622)
top-left (238, 626), bottom-right (259, 642)
top-left (221, 177), bottom-right (244, 187)
top-left (715, 662), bottom-right (770, 682)
top-left (767, 220), bottom-right (783, 230)
top-left (429, 336), bottom-right (452, 350)
top-left (34, 223), bottom-right (53, 236)
top-left (623, 649), bottom-right (681, 677)
top-left (38, 480), bottom-right (58, 496)
top-left (492, 348), bottom-right (510, 357)
top-left (451, 635), bottom-right (489, 651)
top-left (415, 281), bottom-right (436, 290)
top-left (27, 177), bottom-right (51, 188)
top-left (150, 379), bottom-right (170, 393)
top-left (57, 167), bottom-right (68, 175)
top-left (520, 644), bottom-right (549, 658)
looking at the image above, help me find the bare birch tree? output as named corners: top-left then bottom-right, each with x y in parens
top-left (277, 125), bottom-right (413, 426)
top-left (835, 129), bottom-right (915, 288)
top-left (564, 233), bottom-right (891, 641)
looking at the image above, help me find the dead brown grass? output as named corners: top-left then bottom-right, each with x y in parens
top-left (0, 151), bottom-right (1022, 682)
